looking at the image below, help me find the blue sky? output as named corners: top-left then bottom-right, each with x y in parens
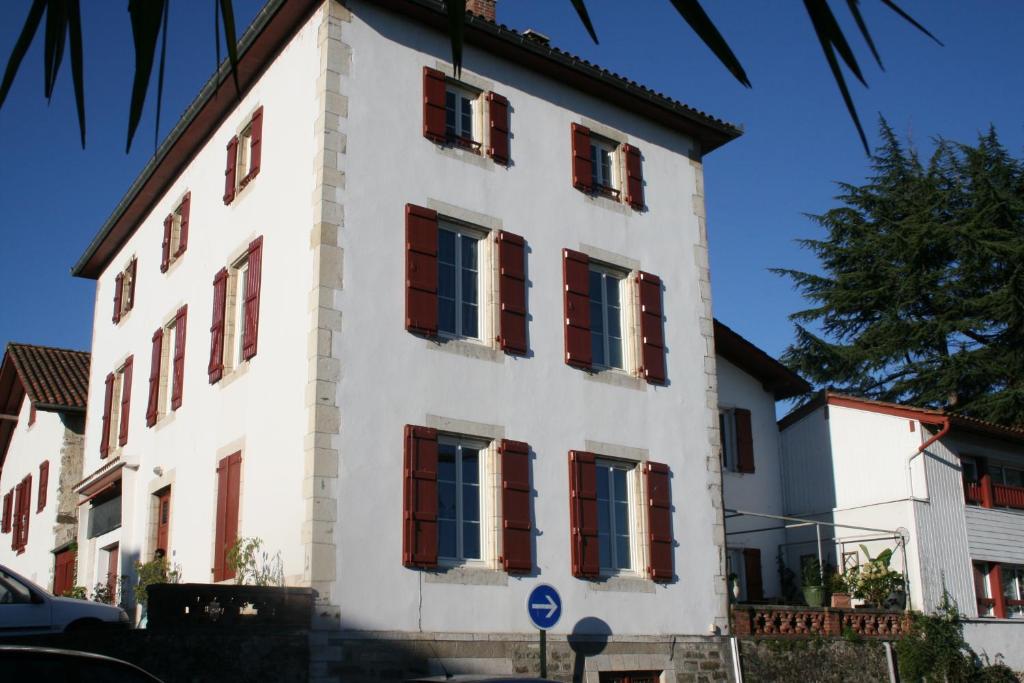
top-left (1, 1), bottom-right (1022, 375)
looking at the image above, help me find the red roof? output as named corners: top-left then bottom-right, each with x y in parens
top-left (2, 343), bottom-right (90, 411)
top-left (713, 320), bottom-right (810, 400)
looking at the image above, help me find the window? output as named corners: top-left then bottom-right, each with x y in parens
top-left (148, 308), bottom-right (186, 426)
top-left (444, 83), bottom-right (480, 149)
top-left (223, 107), bottom-right (263, 205)
top-left (719, 407), bottom-right (754, 473)
top-left (590, 135), bottom-right (618, 197)
top-left (438, 223), bottom-right (482, 339)
top-left (589, 265), bottom-right (624, 370)
top-left (1, 491), bottom-right (11, 533)
top-left (231, 257), bottom-right (250, 365)
top-left (161, 193), bottom-right (191, 272)
top-left (990, 464), bottom-right (1024, 488)
top-left (210, 237), bottom-right (263, 382)
top-left (11, 475), bottom-right (31, 552)
top-left (437, 436), bottom-right (486, 563)
top-left (720, 409), bottom-right (737, 471)
top-left (111, 258), bottom-right (137, 324)
top-left (1003, 565), bottom-right (1024, 618)
top-left (570, 124), bottom-right (645, 209)
top-left (596, 460), bottom-right (635, 573)
top-left (87, 489), bottom-right (122, 539)
top-left (726, 548), bottom-right (746, 601)
top-left (37, 461), bottom-right (48, 513)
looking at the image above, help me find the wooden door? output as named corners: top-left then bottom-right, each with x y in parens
top-left (106, 545), bottom-right (119, 604)
top-left (155, 488), bottom-right (171, 554)
top-left (53, 548), bottom-right (76, 596)
top-left (213, 452), bottom-right (242, 582)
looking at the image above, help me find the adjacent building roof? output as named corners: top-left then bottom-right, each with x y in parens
top-left (72, 0), bottom-right (742, 279)
top-left (713, 319), bottom-right (810, 400)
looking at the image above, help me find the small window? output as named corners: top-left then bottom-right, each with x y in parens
top-left (156, 314), bottom-right (184, 417)
top-left (720, 409), bottom-right (737, 471)
top-left (974, 561), bottom-right (994, 617)
top-left (596, 459), bottom-right (635, 573)
top-left (588, 265), bottom-right (624, 370)
top-left (226, 256), bottom-right (250, 370)
top-left (113, 258), bottom-right (137, 323)
top-left (962, 456), bottom-right (979, 484)
top-left (444, 83), bottom-right (481, 150)
top-left (590, 135), bottom-right (619, 197)
top-left (726, 547), bottom-right (746, 601)
top-left (1004, 564), bottom-right (1024, 618)
top-left (438, 223), bottom-right (482, 339)
top-left (107, 367), bottom-right (125, 450)
top-left (437, 436), bottom-right (487, 563)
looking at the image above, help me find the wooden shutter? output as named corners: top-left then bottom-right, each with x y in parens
top-left (37, 461), bottom-right (49, 512)
top-left (486, 91), bottom-right (510, 164)
top-left (500, 439), bottom-right (532, 573)
top-left (622, 143), bottom-right (645, 209)
top-left (569, 450), bottom-right (600, 578)
top-left (735, 408), bottom-right (755, 473)
top-left (403, 425), bottom-right (439, 568)
top-left (743, 548), bottom-right (764, 601)
top-left (53, 548), bottom-right (76, 596)
top-left (10, 483), bottom-right (22, 548)
top-left (112, 273), bottom-right (123, 323)
top-left (100, 372), bottom-right (115, 457)
top-left (497, 230), bottom-right (527, 354)
top-left (241, 236), bottom-right (263, 361)
top-left (118, 356), bottom-right (133, 447)
top-left (214, 452), bottom-right (242, 582)
top-left (223, 135), bottom-right (239, 205)
top-left (563, 248), bottom-right (591, 368)
top-left (146, 327), bottom-right (163, 427)
top-left (248, 107), bottom-right (263, 179)
top-left (637, 271), bottom-right (666, 384)
top-left (176, 192), bottom-right (191, 256)
top-left (422, 67), bottom-right (448, 143)
top-left (571, 123), bottom-right (592, 191)
top-left (2, 491), bottom-right (12, 533)
top-left (127, 258), bottom-right (137, 311)
top-left (644, 461), bottom-right (673, 581)
top-left (161, 215), bottom-right (173, 272)
top-left (405, 204), bottom-right (439, 336)
top-left (208, 268), bottom-right (228, 383)
top-left (20, 475), bottom-right (31, 549)
top-left (171, 305), bottom-right (187, 409)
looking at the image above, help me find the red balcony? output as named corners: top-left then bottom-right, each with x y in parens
top-left (993, 484), bottom-right (1024, 510)
top-left (964, 481), bottom-right (983, 505)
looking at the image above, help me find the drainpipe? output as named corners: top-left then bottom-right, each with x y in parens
top-left (906, 417), bottom-right (950, 501)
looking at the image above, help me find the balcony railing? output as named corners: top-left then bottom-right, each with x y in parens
top-left (964, 481), bottom-right (983, 505)
top-left (993, 484), bottom-right (1024, 510)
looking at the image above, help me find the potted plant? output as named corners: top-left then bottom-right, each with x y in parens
top-left (827, 567), bottom-right (852, 608)
top-left (802, 558), bottom-right (825, 607)
top-left (849, 545), bottom-right (905, 609)
top-left (728, 572), bottom-right (741, 603)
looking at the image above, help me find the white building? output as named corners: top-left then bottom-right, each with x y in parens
top-left (713, 320), bottom-right (809, 603)
top-left (70, 0), bottom-right (744, 676)
top-left (0, 344), bottom-right (89, 596)
top-left (779, 391), bottom-right (1024, 670)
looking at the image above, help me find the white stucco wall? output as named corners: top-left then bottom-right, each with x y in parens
top-left (778, 405), bottom-right (835, 516)
top-left (330, 1), bottom-right (721, 637)
top-left (0, 399), bottom-right (71, 588)
top-left (76, 9), bottom-right (322, 592)
top-left (963, 620), bottom-right (1024, 672)
top-left (717, 356), bottom-right (786, 600)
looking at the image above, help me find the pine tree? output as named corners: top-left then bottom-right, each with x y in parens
top-left (776, 119), bottom-right (1024, 426)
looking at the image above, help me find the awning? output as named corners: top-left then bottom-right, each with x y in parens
top-left (75, 458), bottom-right (124, 505)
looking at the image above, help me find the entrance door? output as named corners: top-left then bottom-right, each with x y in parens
top-left (155, 488), bottom-right (171, 555)
top-left (105, 545), bottom-right (119, 604)
top-left (213, 452), bottom-right (242, 582)
top-left (53, 548), bottom-right (77, 597)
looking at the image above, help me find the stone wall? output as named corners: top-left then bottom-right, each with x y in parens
top-left (738, 638), bottom-right (890, 683)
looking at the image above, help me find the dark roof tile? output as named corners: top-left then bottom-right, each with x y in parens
top-left (4, 343), bottom-right (90, 411)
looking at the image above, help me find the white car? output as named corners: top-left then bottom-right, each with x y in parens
top-left (0, 564), bottom-right (130, 635)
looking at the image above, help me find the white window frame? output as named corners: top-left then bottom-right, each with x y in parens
top-left (155, 313), bottom-right (184, 420)
top-left (107, 362), bottom-right (128, 452)
top-left (726, 547), bottom-right (746, 601)
top-left (437, 435), bottom-right (489, 566)
top-left (166, 198), bottom-right (187, 267)
top-left (720, 408), bottom-right (738, 472)
top-left (115, 260), bottom-right (135, 320)
top-left (223, 254), bottom-right (250, 372)
top-left (595, 458), bottom-right (639, 575)
top-left (437, 221), bottom-right (486, 342)
top-left (590, 135), bottom-right (620, 196)
top-left (975, 561), bottom-right (994, 617)
top-left (444, 82), bottom-right (481, 147)
top-left (237, 121), bottom-right (254, 182)
top-left (588, 263), bottom-right (626, 371)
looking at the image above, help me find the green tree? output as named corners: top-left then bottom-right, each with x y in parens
top-left (776, 119), bottom-right (1024, 426)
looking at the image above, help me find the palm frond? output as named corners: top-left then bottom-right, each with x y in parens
top-left (668, 0), bottom-right (750, 87)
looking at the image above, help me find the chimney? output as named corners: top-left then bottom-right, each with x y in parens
top-left (466, 0), bottom-right (496, 22)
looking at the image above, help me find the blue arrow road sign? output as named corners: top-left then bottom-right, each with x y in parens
top-left (527, 584), bottom-right (562, 630)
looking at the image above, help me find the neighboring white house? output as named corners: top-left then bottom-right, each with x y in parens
top-left (69, 0), bottom-right (744, 676)
top-left (0, 344), bottom-right (89, 596)
top-left (778, 391), bottom-right (1024, 670)
top-left (714, 320), bottom-right (810, 603)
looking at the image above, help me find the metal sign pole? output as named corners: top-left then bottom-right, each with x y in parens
top-left (539, 628), bottom-right (547, 678)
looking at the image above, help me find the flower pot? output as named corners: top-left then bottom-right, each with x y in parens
top-left (802, 586), bottom-right (825, 607)
top-left (830, 592), bottom-right (852, 609)
top-left (885, 590), bottom-right (907, 610)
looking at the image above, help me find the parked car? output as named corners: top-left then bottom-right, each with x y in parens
top-left (0, 564), bottom-right (130, 635)
top-left (0, 645), bottom-right (162, 681)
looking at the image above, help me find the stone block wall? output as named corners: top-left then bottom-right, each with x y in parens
top-left (738, 638), bottom-right (890, 683)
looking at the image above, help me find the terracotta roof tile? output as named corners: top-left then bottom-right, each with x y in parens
top-left (4, 343), bottom-right (90, 411)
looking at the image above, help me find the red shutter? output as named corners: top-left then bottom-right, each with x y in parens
top-left (569, 450), bottom-right (600, 578)
top-left (37, 461), bottom-right (49, 512)
top-left (223, 135), bottom-right (239, 205)
top-left (622, 143), bottom-right (645, 209)
top-left (637, 271), bottom-right (666, 384)
top-left (241, 236), bottom-right (263, 361)
top-left (403, 425), bottom-right (439, 568)
top-left (423, 67), bottom-right (448, 143)
top-left (176, 192), bottom-right (191, 256)
top-left (214, 452), bottom-right (242, 582)
top-left (127, 258), bottom-right (137, 311)
top-left (118, 356), bottom-right (133, 447)
top-left (500, 439), bottom-right (532, 573)
top-left (171, 305), bottom-right (187, 409)
top-left (161, 215), bottom-right (173, 272)
top-left (486, 91), bottom-right (510, 164)
top-left (112, 273), bottom-right (124, 324)
top-left (571, 123), bottom-right (592, 191)
top-left (405, 204), bottom-right (439, 336)
top-left (54, 548), bottom-right (76, 596)
top-left (248, 107), bottom-right (263, 179)
top-left (644, 461), bottom-right (673, 581)
top-left (20, 475), bottom-right (31, 549)
top-left (100, 372), bottom-right (114, 457)
top-left (743, 548), bottom-right (764, 601)
top-left (2, 491), bottom-right (11, 533)
top-left (735, 408), bottom-right (755, 473)
top-left (10, 483), bottom-right (22, 548)
top-left (208, 268), bottom-right (228, 383)
top-left (497, 230), bottom-right (527, 354)
top-left (563, 248), bottom-right (591, 368)
top-left (146, 327), bottom-right (163, 427)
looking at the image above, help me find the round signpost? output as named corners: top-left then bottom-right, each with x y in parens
top-left (527, 584), bottom-right (562, 677)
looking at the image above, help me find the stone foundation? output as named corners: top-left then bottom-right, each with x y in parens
top-left (310, 631), bottom-right (732, 683)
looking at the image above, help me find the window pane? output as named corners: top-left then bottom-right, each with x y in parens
top-left (438, 481), bottom-right (456, 521)
top-left (612, 468), bottom-right (628, 503)
top-left (591, 331), bottom-right (605, 367)
top-left (1005, 469), bottom-right (1024, 488)
top-left (589, 270), bottom-right (603, 301)
top-left (438, 229), bottom-right (455, 264)
top-left (438, 262), bottom-right (455, 299)
top-left (461, 269), bottom-right (477, 304)
top-left (460, 234), bottom-right (478, 270)
top-left (460, 96), bottom-right (473, 137)
top-left (445, 91), bottom-right (456, 136)
top-left (990, 466), bottom-right (1004, 484)
top-left (601, 152), bottom-right (612, 184)
top-left (720, 413), bottom-right (730, 467)
top-left (596, 465), bottom-right (610, 500)
top-left (614, 500), bottom-right (629, 532)
top-left (607, 304), bottom-right (621, 339)
top-left (598, 531), bottom-right (611, 569)
top-left (462, 304), bottom-right (478, 338)
top-left (439, 299), bottom-right (456, 335)
top-left (590, 144), bottom-right (600, 185)
top-left (589, 301), bottom-right (604, 334)
top-left (463, 521), bottom-right (481, 559)
top-left (615, 534), bottom-right (631, 570)
top-left (439, 519), bottom-right (456, 559)
top-left (607, 338), bottom-right (623, 369)
top-left (438, 445), bottom-right (456, 482)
